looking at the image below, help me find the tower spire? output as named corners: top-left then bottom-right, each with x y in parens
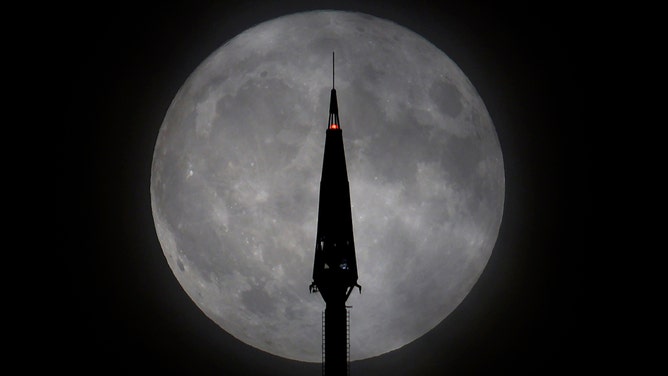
top-left (310, 53), bottom-right (361, 376)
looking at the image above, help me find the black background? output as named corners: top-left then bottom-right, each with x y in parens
top-left (58, 1), bottom-right (591, 374)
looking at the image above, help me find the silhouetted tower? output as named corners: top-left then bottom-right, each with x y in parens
top-left (310, 53), bottom-right (361, 376)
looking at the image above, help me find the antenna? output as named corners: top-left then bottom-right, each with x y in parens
top-left (332, 51), bottom-right (335, 89)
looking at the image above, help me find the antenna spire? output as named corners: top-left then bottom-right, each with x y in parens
top-left (327, 52), bottom-right (340, 129)
top-left (332, 51), bottom-right (335, 89)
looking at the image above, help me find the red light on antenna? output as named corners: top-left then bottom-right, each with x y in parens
top-left (329, 124), bottom-right (339, 130)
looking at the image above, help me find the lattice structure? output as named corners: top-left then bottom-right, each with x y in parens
top-left (322, 311), bottom-right (326, 376)
top-left (346, 308), bottom-right (350, 376)
top-left (321, 308), bottom-right (351, 376)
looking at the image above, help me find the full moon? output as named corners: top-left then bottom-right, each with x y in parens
top-left (151, 10), bottom-right (504, 362)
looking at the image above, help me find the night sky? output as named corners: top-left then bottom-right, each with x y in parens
top-left (60, 1), bottom-right (591, 374)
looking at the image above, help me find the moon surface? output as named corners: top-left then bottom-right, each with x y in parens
top-left (150, 10), bottom-right (504, 362)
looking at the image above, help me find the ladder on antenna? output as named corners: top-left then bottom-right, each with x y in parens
top-left (346, 308), bottom-right (351, 376)
top-left (322, 311), bottom-right (326, 376)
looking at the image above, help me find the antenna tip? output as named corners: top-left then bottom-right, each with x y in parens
top-left (332, 51), bottom-right (335, 89)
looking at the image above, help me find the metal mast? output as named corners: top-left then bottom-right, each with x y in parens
top-left (310, 52), bottom-right (361, 376)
